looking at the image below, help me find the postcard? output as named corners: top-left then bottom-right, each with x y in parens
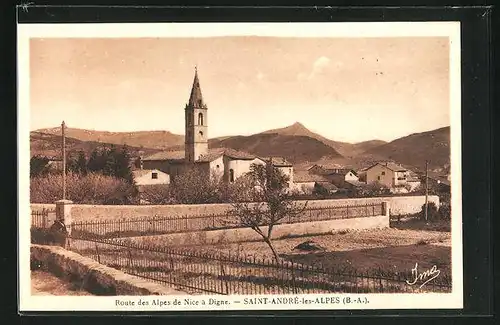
top-left (18, 21), bottom-right (462, 312)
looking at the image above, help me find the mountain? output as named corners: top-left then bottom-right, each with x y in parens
top-left (34, 127), bottom-right (184, 150)
top-left (32, 124), bottom-right (450, 173)
top-left (30, 131), bottom-right (160, 159)
top-left (261, 122), bottom-right (386, 157)
top-left (209, 133), bottom-right (343, 164)
top-left (364, 126), bottom-right (450, 172)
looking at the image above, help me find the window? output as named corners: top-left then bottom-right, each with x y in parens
top-left (229, 169), bottom-right (234, 183)
top-left (198, 112), bottom-right (204, 125)
top-left (377, 176), bottom-right (380, 181)
top-left (151, 172), bottom-right (158, 179)
top-left (199, 130), bottom-right (203, 137)
top-left (381, 171), bottom-right (385, 175)
top-left (216, 164), bottom-right (220, 168)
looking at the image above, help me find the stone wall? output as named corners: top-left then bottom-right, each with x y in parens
top-left (30, 244), bottom-right (184, 295)
top-left (31, 195), bottom-right (438, 222)
top-left (128, 215), bottom-right (390, 246)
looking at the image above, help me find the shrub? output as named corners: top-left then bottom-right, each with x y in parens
top-left (438, 203), bottom-right (451, 220)
top-left (420, 202), bottom-right (439, 221)
top-left (138, 184), bottom-right (174, 205)
top-left (170, 167), bottom-right (225, 204)
top-left (30, 172), bottom-right (138, 205)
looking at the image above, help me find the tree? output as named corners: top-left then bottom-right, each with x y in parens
top-left (170, 166), bottom-right (224, 204)
top-left (355, 181), bottom-right (390, 197)
top-left (115, 145), bottom-right (133, 183)
top-left (76, 151), bottom-right (87, 175)
top-left (87, 147), bottom-right (107, 173)
top-left (30, 155), bottom-right (49, 177)
top-left (65, 151), bottom-right (80, 174)
top-left (229, 163), bottom-right (308, 261)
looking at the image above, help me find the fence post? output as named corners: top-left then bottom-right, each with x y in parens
top-left (382, 201), bottom-right (390, 226)
top-left (291, 262), bottom-right (298, 294)
top-left (95, 242), bottom-right (101, 264)
top-left (127, 249), bottom-right (133, 271)
top-left (54, 199), bottom-right (73, 248)
top-left (220, 262), bottom-right (229, 295)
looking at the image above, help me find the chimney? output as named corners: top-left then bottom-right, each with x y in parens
top-left (139, 155), bottom-right (144, 170)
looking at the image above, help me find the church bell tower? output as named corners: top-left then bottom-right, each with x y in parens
top-left (185, 67), bottom-right (208, 162)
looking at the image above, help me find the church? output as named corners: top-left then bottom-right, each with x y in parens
top-left (142, 68), bottom-right (294, 186)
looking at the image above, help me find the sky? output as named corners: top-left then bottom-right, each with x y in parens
top-left (29, 36), bottom-right (450, 143)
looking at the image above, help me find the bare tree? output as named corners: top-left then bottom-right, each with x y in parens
top-left (229, 162), bottom-right (308, 261)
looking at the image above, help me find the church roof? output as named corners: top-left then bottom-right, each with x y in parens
top-left (198, 148), bottom-right (257, 162)
top-left (142, 150), bottom-right (185, 161)
top-left (187, 67), bottom-right (207, 109)
top-left (142, 148), bottom-right (257, 163)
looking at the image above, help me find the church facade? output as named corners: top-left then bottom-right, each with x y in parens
top-left (142, 68), bottom-right (294, 186)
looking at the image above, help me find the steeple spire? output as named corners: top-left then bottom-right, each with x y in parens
top-left (188, 66), bottom-right (205, 109)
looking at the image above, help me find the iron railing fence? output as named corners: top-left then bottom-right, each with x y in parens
top-left (31, 208), bottom-right (57, 229)
top-left (69, 236), bottom-right (451, 295)
top-left (71, 203), bottom-right (384, 239)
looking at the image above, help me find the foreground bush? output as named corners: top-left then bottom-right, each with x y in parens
top-left (438, 203), bottom-right (451, 220)
top-left (138, 184), bottom-right (175, 205)
top-left (30, 172), bottom-right (138, 205)
top-left (420, 202), bottom-right (439, 221)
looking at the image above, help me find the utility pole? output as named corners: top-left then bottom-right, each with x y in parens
top-left (62, 121), bottom-right (66, 200)
top-left (424, 160), bottom-right (429, 222)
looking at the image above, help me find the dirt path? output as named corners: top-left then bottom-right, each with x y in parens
top-left (31, 270), bottom-right (93, 296)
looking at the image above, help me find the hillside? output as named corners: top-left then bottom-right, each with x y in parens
top-left (209, 133), bottom-right (343, 164)
top-left (364, 126), bottom-right (450, 172)
top-left (35, 127), bottom-right (184, 150)
top-left (261, 122), bottom-right (386, 157)
top-left (32, 124), bottom-right (451, 173)
top-left (30, 131), bottom-right (160, 158)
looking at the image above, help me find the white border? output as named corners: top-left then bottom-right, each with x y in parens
top-left (18, 22), bottom-right (462, 312)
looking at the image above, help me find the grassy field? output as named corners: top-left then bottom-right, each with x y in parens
top-left (187, 227), bottom-right (451, 277)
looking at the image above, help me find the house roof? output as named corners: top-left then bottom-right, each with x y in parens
top-left (324, 168), bottom-right (358, 176)
top-left (293, 170), bottom-right (331, 183)
top-left (367, 162), bottom-right (407, 172)
top-left (317, 182), bottom-right (339, 191)
top-left (345, 180), bottom-right (365, 187)
top-left (426, 171), bottom-right (451, 186)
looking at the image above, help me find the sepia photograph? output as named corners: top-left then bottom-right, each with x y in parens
top-left (18, 21), bottom-right (463, 311)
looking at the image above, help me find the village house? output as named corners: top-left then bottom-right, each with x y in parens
top-left (141, 67), bottom-right (296, 186)
top-left (45, 156), bottom-right (63, 171)
top-left (132, 169), bottom-right (170, 187)
top-left (365, 162), bottom-right (410, 191)
top-left (292, 170), bottom-right (338, 195)
top-left (308, 165), bottom-right (364, 191)
top-left (425, 171), bottom-right (451, 192)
